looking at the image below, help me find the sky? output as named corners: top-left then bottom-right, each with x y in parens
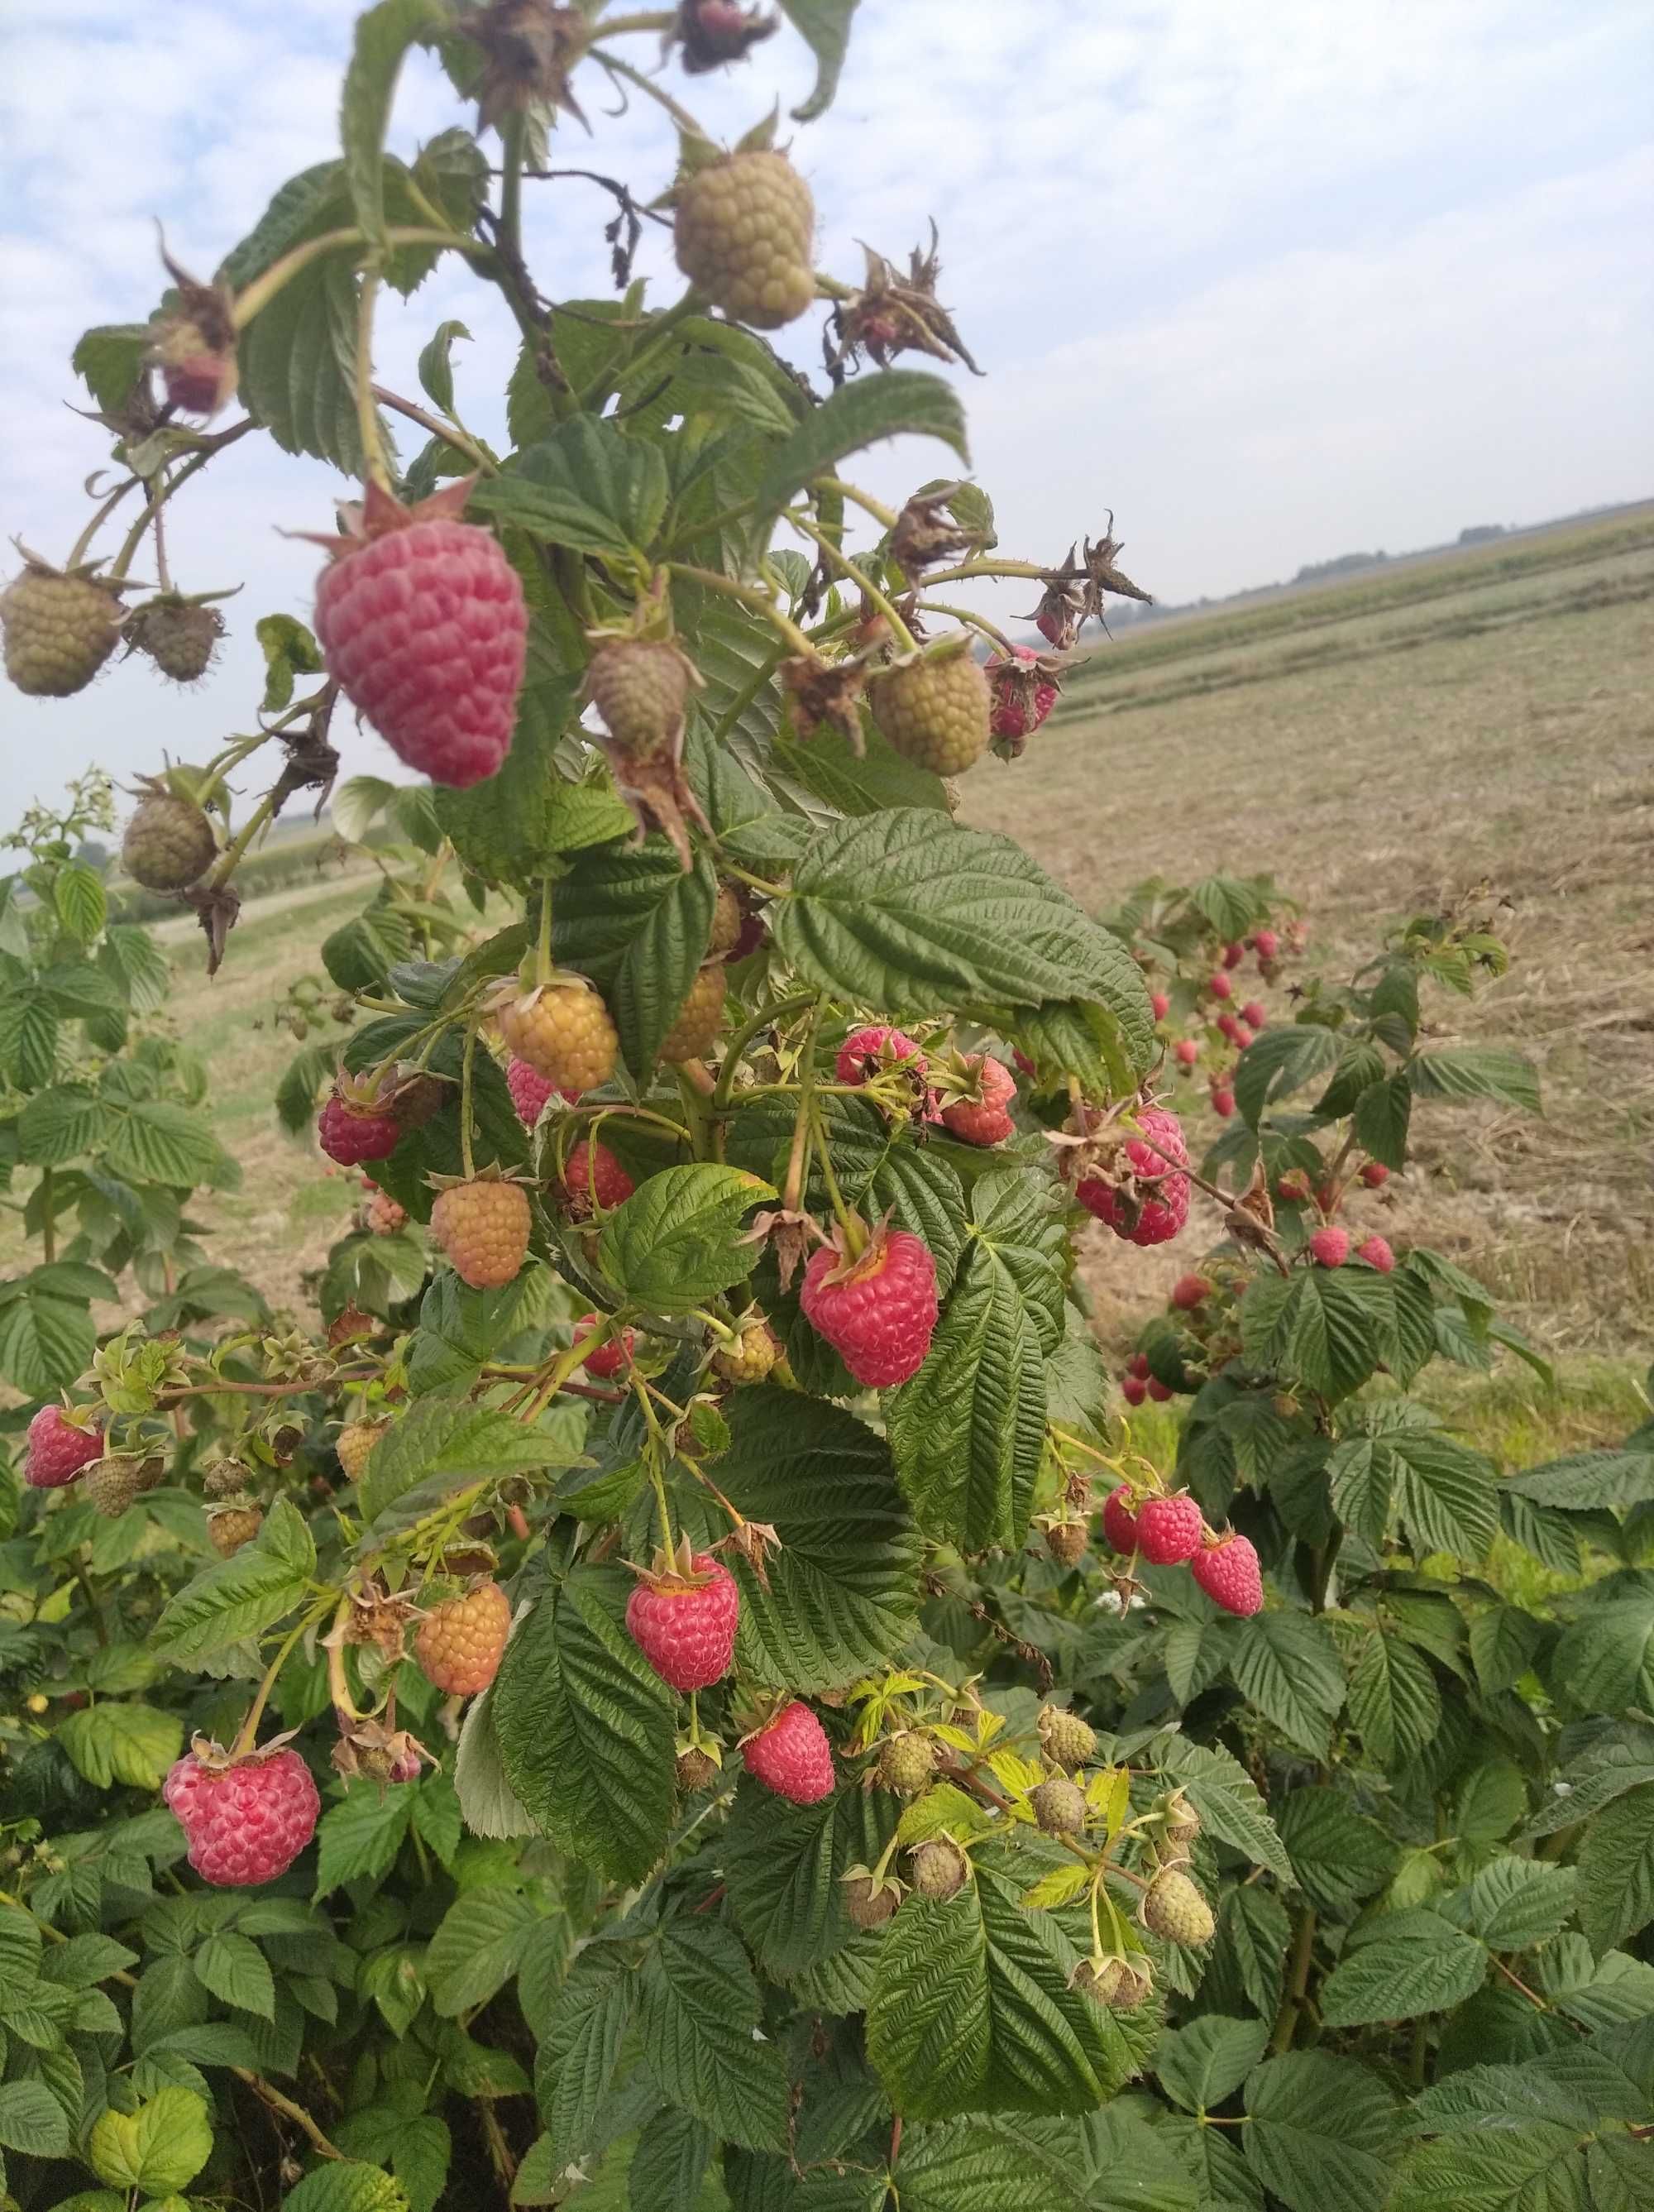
top-left (1, 0), bottom-right (1651, 828)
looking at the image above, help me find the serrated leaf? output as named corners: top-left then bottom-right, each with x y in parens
top-left (1411, 1047), bottom-right (1541, 1114)
top-left (241, 251), bottom-right (374, 476)
top-left (356, 1396), bottom-right (578, 1534)
top-left (0, 1282), bottom-right (98, 1396)
top-left (1578, 1781), bottom-right (1654, 1956)
top-left (778, 0), bottom-right (858, 119)
top-left (73, 321), bottom-right (148, 411)
top-left (553, 843), bottom-right (718, 1076)
top-left (1346, 1626), bottom-right (1441, 1770)
top-left (1273, 1788), bottom-right (1398, 1916)
top-left (57, 1703), bottom-right (183, 1792)
top-left (424, 1888), bottom-right (543, 2016)
top-left (103, 1098), bottom-right (239, 1190)
top-left (1506, 1450), bottom-right (1654, 1511)
top-left (89, 2084), bottom-right (213, 2194)
top-left (283, 2163), bottom-right (412, 2212)
top-left (1319, 1909), bottom-right (1488, 2026)
top-left (1233, 1025), bottom-right (1341, 1128)
top-left (492, 1565), bottom-right (676, 1884)
top-left (151, 1497), bottom-right (314, 1663)
top-left (0, 2077), bottom-right (71, 2157)
top-left (53, 861), bottom-right (107, 945)
top-left (471, 416), bottom-right (669, 556)
top-left (637, 1918), bottom-right (788, 2151)
top-left (1388, 2122), bottom-right (1598, 2212)
top-left (1242, 2052), bottom-right (1399, 2212)
top-left (1226, 1611), bottom-right (1346, 1759)
top-left (1214, 1884), bottom-right (1293, 2022)
top-left (1451, 1857), bottom-right (1578, 1951)
top-left (1153, 1737), bottom-right (1294, 1884)
top-left (194, 1929), bottom-right (275, 2019)
top-left (1239, 1265), bottom-right (1389, 1401)
top-left (1156, 2013), bottom-right (1270, 2114)
top-left (534, 1945), bottom-right (634, 2164)
top-left (755, 370), bottom-right (968, 522)
top-left (256, 612), bottom-right (326, 711)
top-left (313, 1784), bottom-right (413, 1897)
top-left (599, 1164), bottom-right (774, 1311)
top-left (724, 1771), bottom-right (896, 1975)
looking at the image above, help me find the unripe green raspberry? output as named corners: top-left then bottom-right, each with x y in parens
top-left (676, 1746), bottom-right (719, 1792)
top-left (124, 596), bottom-right (224, 684)
top-left (843, 1871), bottom-right (900, 1929)
top-left (122, 781), bottom-right (218, 892)
top-left (1030, 1776), bottom-right (1088, 1836)
top-left (870, 649), bottom-right (991, 776)
top-left (876, 1731), bottom-right (936, 1796)
top-left (674, 150), bottom-right (816, 328)
top-left (586, 637), bottom-right (695, 755)
top-left (1074, 1954), bottom-right (1154, 2009)
top-left (908, 1838), bottom-right (970, 1901)
top-left (83, 1454), bottom-right (163, 1518)
top-left (710, 1316), bottom-right (781, 1386)
top-left (660, 963), bottom-right (726, 1061)
top-left (2, 561), bottom-right (123, 697)
top-left (1037, 1705), bottom-right (1096, 1772)
top-left (1162, 1788), bottom-right (1201, 1850)
top-left (203, 1458), bottom-right (253, 1499)
top-left (1142, 1867), bottom-right (1215, 1946)
top-left (208, 1506), bottom-right (263, 1557)
top-left (707, 883), bottom-right (743, 960)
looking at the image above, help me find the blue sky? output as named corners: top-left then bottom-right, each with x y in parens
top-left (2, 0), bottom-right (1650, 826)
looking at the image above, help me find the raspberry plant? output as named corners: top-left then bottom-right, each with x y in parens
top-left (3, 7), bottom-right (1653, 2210)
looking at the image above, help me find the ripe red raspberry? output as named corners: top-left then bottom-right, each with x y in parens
top-left (312, 482), bottom-right (527, 789)
top-left (497, 980), bottom-right (619, 1095)
top-left (1217, 1013), bottom-right (1240, 1044)
top-left (1126, 1353), bottom-right (1151, 1380)
top-left (1077, 1107), bottom-right (1190, 1247)
top-left (660, 964), bottom-right (727, 1061)
top-left (318, 1087), bottom-right (401, 1166)
top-left (1170, 1275), bottom-right (1211, 1310)
top-left (414, 1580), bottom-right (511, 1696)
top-left (124, 596), bottom-right (224, 685)
top-left (1192, 1531), bottom-right (1263, 1616)
top-left (1136, 1494), bottom-right (1205, 1566)
top-left (1360, 1161), bottom-right (1389, 1187)
top-left (742, 1701), bottom-right (834, 1803)
top-left (2, 558), bottom-right (123, 697)
top-left (837, 1025), bottom-right (927, 1084)
top-left (1212, 1089), bottom-right (1236, 1118)
top-left (430, 1175), bottom-right (531, 1289)
top-left (1356, 1234), bottom-right (1396, 1273)
top-left (556, 1137), bottom-right (634, 1218)
top-left (1232, 1025), bottom-right (1254, 1052)
top-left (1121, 1375), bottom-right (1147, 1407)
top-left (25, 1405), bottom-right (103, 1489)
top-left (1146, 1377), bottom-right (1174, 1403)
top-left (586, 636), bottom-right (696, 756)
top-left (1221, 941), bottom-right (1245, 970)
top-left (1209, 973), bottom-right (1233, 1002)
top-left (1276, 1169), bottom-right (1313, 1204)
top-left (163, 1744), bottom-right (320, 1886)
top-left (1174, 1039), bottom-right (1199, 1067)
top-left (675, 150), bottom-right (816, 328)
top-left (506, 1057), bottom-right (566, 1126)
top-left (1251, 928), bottom-right (1279, 961)
top-left (626, 1548), bottom-right (739, 1691)
top-left (870, 647), bottom-right (992, 776)
top-left (800, 1226), bottom-right (939, 1388)
top-left (121, 779), bottom-right (217, 892)
top-left (1241, 1001), bottom-right (1267, 1030)
top-left (1151, 991), bottom-right (1170, 1021)
top-left (574, 1314), bottom-right (637, 1378)
top-left (1102, 1484), bottom-right (1141, 1552)
top-left (985, 643), bottom-right (1059, 745)
top-left (1308, 1227), bottom-right (1350, 1268)
top-left (939, 1054), bottom-right (1016, 1145)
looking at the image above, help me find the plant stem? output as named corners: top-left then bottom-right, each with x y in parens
top-left (230, 227), bottom-right (486, 332)
top-left (66, 478), bottom-right (140, 571)
top-left (232, 1609), bottom-right (323, 1755)
top-left (208, 790), bottom-right (280, 892)
top-left (590, 46), bottom-right (704, 134)
top-left (108, 419), bottom-right (259, 580)
top-left (917, 598), bottom-right (1018, 655)
top-left (536, 875), bottom-right (555, 982)
top-left (499, 113), bottom-right (526, 262)
top-left (1271, 1906), bottom-right (1317, 2053)
top-left (666, 563), bottom-right (816, 658)
top-left (786, 507), bottom-right (916, 649)
top-left (710, 993), bottom-right (818, 1118)
top-left (815, 476), bottom-right (901, 530)
top-left (39, 1166), bottom-right (55, 1263)
top-left (459, 1022), bottom-right (478, 1180)
top-left (355, 268), bottom-right (391, 493)
top-left (810, 1099), bottom-right (860, 1253)
top-left (371, 384), bottom-right (495, 475)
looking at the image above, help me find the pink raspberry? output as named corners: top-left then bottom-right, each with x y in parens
top-left (1308, 1227), bottom-right (1350, 1268)
top-left (1212, 1089), bottom-right (1236, 1119)
top-left (800, 1226), bottom-right (939, 1388)
top-left (557, 1138), bottom-right (634, 1218)
top-left (1170, 1275), bottom-right (1211, 1310)
top-left (506, 1057), bottom-right (569, 1126)
top-left (1356, 1235), bottom-right (1395, 1273)
top-left (1250, 928), bottom-right (1279, 961)
top-left (985, 644), bottom-right (1059, 743)
top-left (1241, 1001), bottom-right (1267, 1030)
top-left (1126, 1353), bottom-right (1151, 1381)
top-left (1209, 973), bottom-right (1233, 1002)
top-left (835, 1025), bottom-right (927, 1085)
top-left (1217, 1014), bottom-right (1240, 1044)
top-left (1193, 1532), bottom-right (1263, 1616)
top-left (162, 1745), bottom-right (320, 1887)
top-left (625, 1551), bottom-right (740, 1692)
top-left (313, 484), bottom-right (528, 789)
top-left (1146, 1377), bottom-right (1174, 1403)
top-left (1232, 1025), bottom-right (1254, 1052)
top-left (939, 1054), bottom-right (1016, 1146)
top-left (317, 1089), bottom-right (401, 1166)
top-left (1102, 1485), bottom-right (1141, 1552)
top-left (1174, 1039), bottom-right (1199, 1067)
top-left (1136, 1494), bottom-right (1205, 1566)
top-left (1076, 1107), bottom-right (1190, 1247)
top-left (1121, 1374), bottom-right (1147, 1407)
top-left (1151, 991), bottom-right (1170, 1022)
top-left (25, 1405), bottom-right (103, 1489)
top-left (1221, 941), bottom-right (1245, 970)
top-left (742, 1701), bottom-right (834, 1803)
top-left (574, 1314), bottom-right (637, 1378)
top-left (1360, 1162), bottom-right (1389, 1188)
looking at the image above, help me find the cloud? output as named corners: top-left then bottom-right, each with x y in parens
top-left (1, 0), bottom-right (1649, 823)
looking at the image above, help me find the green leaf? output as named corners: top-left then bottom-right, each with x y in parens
top-left (0, 985), bottom-right (60, 1088)
top-left (1239, 1266), bottom-right (1390, 1401)
top-left (896, 2118), bottom-right (1097, 2212)
top-left (424, 1888), bottom-right (543, 2016)
top-left (535, 1946), bottom-right (634, 2164)
top-left (256, 611), bottom-right (327, 711)
top-left (194, 1929), bottom-right (275, 2019)
top-left (1549, 1588), bottom-right (1654, 1716)
top-left (0, 2077), bottom-right (71, 2157)
top-left (53, 862), bottom-right (107, 945)
top-left (772, 811), bottom-right (1154, 1076)
top-left (1579, 1782), bottom-right (1654, 1955)
top-left (16, 1086), bottom-right (114, 1166)
top-left (755, 371), bottom-right (968, 523)
top-left (711, 1386), bottom-right (920, 1690)
top-left (778, 0), bottom-right (858, 119)
top-left (57, 1702), bottom-right (183, 1791)
top-left (152, 1496), bottom-right (314, 1663)
top-left (772, 716), bottom-right (949, 819)
top-left (1346, 1626), bottom-right (1441, 1770)
top-left (599, 1164), bottom-right (774, 1311)
top-left (1155, 2014), bottom-right (1270, 2114)
top-left (1411, 1047), bottom-right (1541, 1114)
top-left (356, 1396), bottom-right (579, 1534)
top-left (1230, 1613), bottom-right (1346, 1758)
top-left (103, 1098), bottom-right (239, 1190)
top-left (0, 1283), bottom-right (98, 1396)
top-left (313, 1784), bottom-right (413, 1897)
top-left (1214, 1884), bottom-right (1293, 2022)
top-left (1352, 1071), bottom-right (1412, 1169)
top-left (471, 417), bottom-right (670, 557)
top-left (283, 2163), bottom-right (412, 2212)
top-left (1153, 1737), bottom-right (1294, 1885)
top-left (1452, 1858), bottom-right (1579, 1951)
top-left (1273, 1787), bottom-right (1398, 1916)
top-left (241, 251), bottom-right (373, 475)
top-left (89, 2085), bottom-right (213, 2194)
top-left (342, 0), bottom-right (448, 253)
top-left (1242, 2052), bottom-right (1399, 2212)
top-left (553, 843), bottom-right (718, 1076)
top-left (637, 1919), bottom-right (789, 2152)
top-left (322, 907), bottom-right (416, 993)
top-left (885, 1231), bottom-right (1045, 1553)
top-left (1233, 1025), bottom-right (1341, 1128)
top-left (724, 1770), bottom-right (896, 1976)
top-left (1319, 1909), bottom-right (1489, 2026)
top-left (1506, 1450), bottom-right (1654, 1511)
top-left (99, 922), bottom-right (170, 1015)
top-left (865, 1842), bottom-right (1144, 2119)
top-left (1388, 2124), bottom-right (1596, 2212)
top-left (73, 322), bottom-right (149, 411)
top-left (493, 1565), bottom-right (676, 1884)
top-left (629, 2104), bottom-right (715, 2211)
